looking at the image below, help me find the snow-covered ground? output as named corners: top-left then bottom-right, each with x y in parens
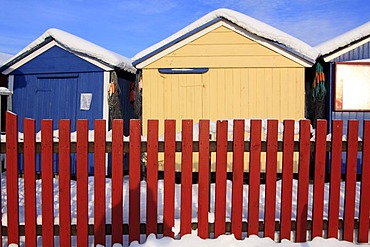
top-left (1, 173), bottom-right (366, 246)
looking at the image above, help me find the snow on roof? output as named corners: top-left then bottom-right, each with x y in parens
top-left (315, 21), bottom-right (370, 56)
top-left (132, 8), bottom-right (319, 64)
top-left (2, 28), bottom-right (136, 73)
top-left (0, 52), bottom-right (13, 66)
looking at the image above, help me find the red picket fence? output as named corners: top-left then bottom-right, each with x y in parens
top-left (1, 111), bottom-right (370, 246)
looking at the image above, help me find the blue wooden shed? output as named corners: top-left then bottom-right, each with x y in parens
top-left (0, 28), bottom-right (137, 174)
top-left (313, 21), bottom-right (370, 174)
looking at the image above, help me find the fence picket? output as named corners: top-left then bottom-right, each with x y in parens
top-left (312, 120), bottom-right (327, 238)
top-left (231, 120), bottom-right (245, 240)
top-left (180, 120), bottom-right (193, 236)
top-left (6, 112), bottom-right (19, 245)
top-left (327, 120), bottom-right (343, 238)
top-left (24, 118), bottom-right (36, 247)
top-left (129, 120), bottom-right (141, 243)
top-left (112, 120), bottom-right (124, 244)
top-left (41, 120), bottom-right (54, 246)
top-left (198, 120), bottom-right (210, 239)
top-left (214, 120), bottom-right (228, 238)
top-left (77, 120), bottom-right (89, 246)
top-left (358, 120), bottom-right (370, 243)
top-left (280, 120), bottom-right (294, 240)
top-left (147, 120), bottom-right (159, 236)
top-left (248, 120), bottom-right (262, 236)
top-left (163, 120), bottom-right (176, 237)
top-left (295, 120), bottom-right (311, 242)
top-left (343, 120), bottom-right (359, 242)
top-left (59, 120), bottom-right (71, 247)
top-left (264, 120), bottom-right (278, 239)
top-left (94, 120), bottom-right (106, 245)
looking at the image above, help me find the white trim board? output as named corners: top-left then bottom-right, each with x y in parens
top-left (2, 41), bottom-right (112, 74)
top-left (135, 19), bottom-right (313, 69)
top-left (323, 36), bottom-right (370, 62)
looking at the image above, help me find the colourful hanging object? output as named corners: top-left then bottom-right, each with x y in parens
top-left (312, 62), bottom-right (326, 101)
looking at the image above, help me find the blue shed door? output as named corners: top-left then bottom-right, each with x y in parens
top-left (35, 76), bottom-right (78, 130)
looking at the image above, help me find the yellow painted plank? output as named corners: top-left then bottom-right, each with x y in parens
top-left (147, 55), bottom-right (301, 68)
top-left (168, 43), bottom-right (277, 57)
top-left (191, 29), bottom-right (255, 45)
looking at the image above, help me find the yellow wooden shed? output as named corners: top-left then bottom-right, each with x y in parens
top-left (133, 8), bottom-right (318, 135)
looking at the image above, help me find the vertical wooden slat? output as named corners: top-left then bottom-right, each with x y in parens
top-left (146, 120), bottom-right (159, 236)
top-left (77, 120), bottom-right (89, 246)
top-left (264, 120), bottom-right (278, 239)
top-left (295, 120), bottom-right (311, 242)
top-left (311, 120), bottom-right (327, 238)
top-left (231, 120), bottom-right (244, 240)
top-left (129, 120), bottom-right (141, 243)
top-left (180, 120), bottom-right (193, 236)
top-left (343, 120), bottom-right (359, 242)
top-left (248, 119), bottom-right (262, 236)
top-left (358, 120), bottom-right (370, 243)
top-left (214, 120), bottom-right (228, 238)
top-left (198, 120), bottom-right (210, 239)
top-left (280, 120), bottom-right (294, 240)
top-left (24, 118), bottom-right (36, 247)
top-left (327, 120), bottom-right (343, 238)
top-left (41, 120), bottom-right (54, 246)
top-left (59, 120), bottom-right (71, 247)
top-left (163, 120), bottom-right (175, 237)
top-left (94, 120), bottom-right (106, 245)
top-left (112, 119), bottom-right (124, 244)
top-left (6, 112), bottom-right (19, 245)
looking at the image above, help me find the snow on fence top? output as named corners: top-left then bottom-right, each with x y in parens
top-left (132, 8), bottom-right (319, 63)
top-left (0, 119), bottom-right (315, 143)
top-left (1, 28), bottom-right (136, 73)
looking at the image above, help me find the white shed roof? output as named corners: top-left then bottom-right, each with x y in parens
top-left (132, 8), bottom-right (319, 66)
top-left (1, 28), bottom-right (136, 74)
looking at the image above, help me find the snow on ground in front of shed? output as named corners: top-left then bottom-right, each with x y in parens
top-left (3, 28), bottom-right (136, 73)
top-left (132, 8), bottom-right (319, 63)
top-left (315, 21), bottom-right (370, 56)
top-left (1, 172), bottom-right (364, 247)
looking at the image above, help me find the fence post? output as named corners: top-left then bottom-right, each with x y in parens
top-left (129, 120), bottom-right (141, 243)
top-left (343, 120), bottom-right (359, 242)
top-left (76, 120), bottom-right (89, 246)
top-left (163, 120), bottom-right (176, 238)
top-left (248, 119), bottom-right (262, 236)
top-left (280, 120), bottom-right (294, 240)
top-left (41, 119), bottom-right (54, 246)
top-left (24, 118), bottom-right (36, 247)
top-left (327, 120), bottom-right (342, 238)
top-left (198, 120), bottom-right (210, 239)
top-left (111, 119), bottom-right (124, 244)
top-left (264, 119), bottom-right (278, 239)
top-left (59, 120), bottom-right (71, 247)
top-left (295, 120), bottom-right (311, 242)
top-left (231, 119), bottom-right (245, 240)
top-left (311, 120), bottom-right (327, 239)
top-left (5, 111), bottom-right (19, 245)
top-left (214, 120), bottom-right (228, 238)
top-left (358, 120), bottom-right (370, 242)
top-left (94, 120), bottom-right (106, 245)
top-left (146, 120), bottom-right (159, 236)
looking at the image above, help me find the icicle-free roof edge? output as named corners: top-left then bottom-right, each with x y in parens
top-left (132, 8), bottom-right (319, 65)
top-left (315, 21), bottom-right (370, 57)
top-left (1, 28), bottom-right (136, 74)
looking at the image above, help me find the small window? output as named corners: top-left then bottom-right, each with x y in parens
top-left (158, 68), bottom-right (208, 74)
top-left (335, 62), bottom-right (370, 111)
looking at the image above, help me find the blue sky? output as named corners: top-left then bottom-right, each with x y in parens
top-left (1, 0), bottom-right (370, 58)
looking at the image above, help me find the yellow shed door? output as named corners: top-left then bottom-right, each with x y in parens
top-left (162, 73), bottom-right (204, 127)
